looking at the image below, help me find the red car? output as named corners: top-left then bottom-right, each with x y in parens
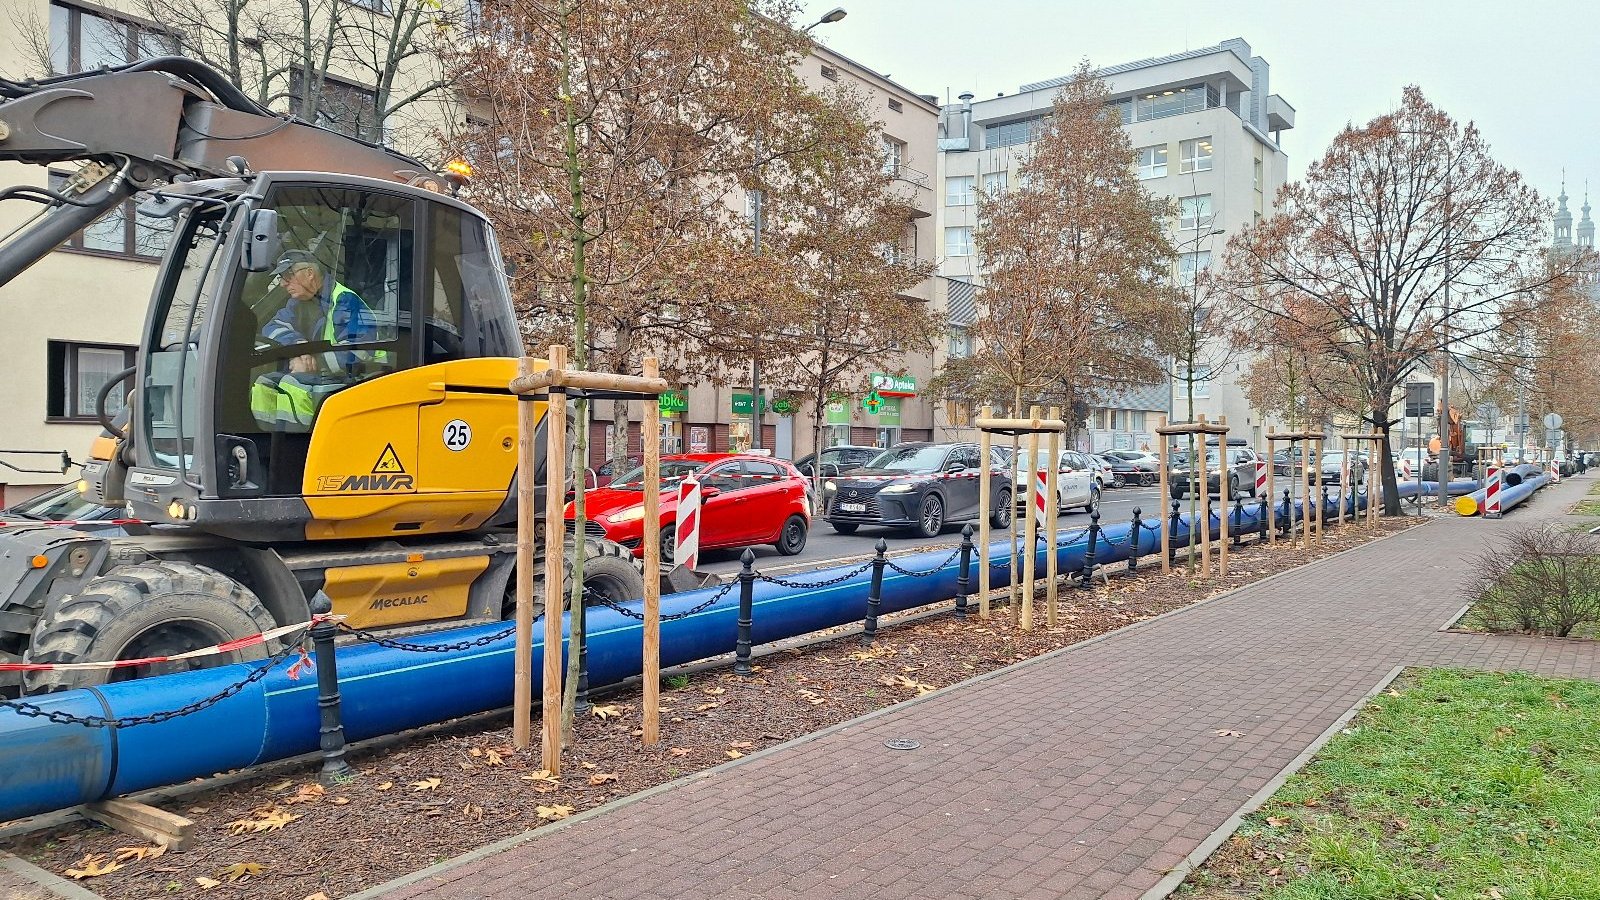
top-left (565, 453), bottom-right (810, 565)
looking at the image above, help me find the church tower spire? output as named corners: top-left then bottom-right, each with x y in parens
top-left (1555, 173), bottom-right (1573, 248)
top-left (1579, 182), bottom-right (1594, 250)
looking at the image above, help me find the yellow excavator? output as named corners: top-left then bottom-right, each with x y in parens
top-left (0, 58), bottom-right (649, 695)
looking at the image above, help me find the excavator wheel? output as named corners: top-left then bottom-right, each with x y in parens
top-left (23, 562), bottom-right (277, 695)
top-left (501, 537), bottom-right (646, 622)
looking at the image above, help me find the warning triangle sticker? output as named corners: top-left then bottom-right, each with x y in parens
top-left (372, 444), bottom-right (406, 474)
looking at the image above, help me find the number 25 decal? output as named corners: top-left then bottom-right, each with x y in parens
top-left (443, 419), bottom-right (472, 451)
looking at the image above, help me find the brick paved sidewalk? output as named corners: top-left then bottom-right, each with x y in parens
top-left (369, 477), bottom-right (1600, 900)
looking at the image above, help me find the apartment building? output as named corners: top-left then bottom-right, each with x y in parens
top-left (585, 41), bottom-right (943, 469)
top-left (935, 37), bottom-right (1296, 452)
top-left (0, 0), bottom-right (450, 504)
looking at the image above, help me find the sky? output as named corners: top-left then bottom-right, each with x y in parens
top-left (805, 0), bottom-right (1597, 211)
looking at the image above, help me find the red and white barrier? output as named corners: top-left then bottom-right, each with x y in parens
top-left (675, 476), bottom-right (701, 569)
top-left (1254, 460), bottom-right (1268, 496)
top-left (1033, 470), bottom-right (1050, 531)
top-left (1484, 465), bottom-right (1502, 519)
top-left (0, 615), bottom-right (334, 673)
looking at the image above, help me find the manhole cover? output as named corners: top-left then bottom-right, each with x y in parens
top-left (884, 738), bottom-right (921, 751)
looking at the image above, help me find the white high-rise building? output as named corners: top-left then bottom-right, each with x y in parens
top-left (935, 38), bottom-right (1295, 451)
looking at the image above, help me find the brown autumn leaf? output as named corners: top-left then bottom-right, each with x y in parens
top-left (462, 803), bottom-right (484, 823)
top-left (1265, 816), bottom-right (1290, 827)
top-left (668, 747), bottom-right (692, 757)
top-left (484, 749), bottom-right (504, 766)
top-left (411, 778), bottom-right (442, 791)
top-left (195, 876), bottom-right (222, 889)
top-left (728, 741), bottom-right (753, 750)
top-left (1393, 818), bottom-right (1409, 831)
top-left (703, 687), bottom-right (727, 696)
top-left (304, 893), bottom-right (332, 900)
top-left (64, 854), bottom-right (123, 879)
top-left (694, 702), bottom-right (721, 712)
top-left (226, 807), bottom-right (299, 835)
top-left (726, 749), bottom-right (744, 759)
top-left (468, 747), bottom-right (483, 758)
top-left (283, 783), bottom-right (326, 805)
top-left (535, 804), bottom-right (574, 821)
top-left (114, 844), bottom-right (167, 862)
top-left (587, 772), bottom-right (619, 786)
top-left (265, 779), bottom-right (294, 792)
top-left (376, 781), bottom-right (394, 791)
top-left (221, 862), bottom-right (264, 883)
top-left (591, 704), bottom-right (623, 720)
top-left (329, 796), bottom-right (351, 805)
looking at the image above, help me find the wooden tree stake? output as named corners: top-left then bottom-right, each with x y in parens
top-left (1021, 406), bottom-right (1041, 630)
top-left (1044, 407), bottom-right (1061, 627)
top-left (641, 357), bottom-right (662, 746)
top-left (513, 356), bottom-right (538, 752)
top-left (541, 344), bottom-right (569, 775)
top-left (977, 406), bottom-right (993, 619)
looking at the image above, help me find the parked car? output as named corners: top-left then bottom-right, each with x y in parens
top-left (1307, 451), bottom-right (1368, 485)
top-left (1271, 446), bottom-right (1318, 477)
top-left (1170, 443), bottom-right (1261, 499)
top-left (569, 453), bottom-right (810, 565)
top-left (1102, 450), bottom-right (1159, 487)
top-left (0, 483), bottom-right (140, 535)
top-left (823, 442), bottom-right (1012, 538)
top-left (1010, 448), bottom-right (1099, 514)
top-left (588, 455), bottom-right (642, 490)
top-left (793, 445), bottom-right (880, 479)
top-left (1085, 454), bottom-right (1114, 490)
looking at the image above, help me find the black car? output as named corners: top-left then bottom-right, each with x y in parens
top-left (823, 442), bottom-right (1013, 538)
top-left (1170, 443), bottom-right (1261, 499)
top-left (1, 483), bottom-right (139, 535)
top-left (1102, 450), bottom-right (1159, 487)
top-left (794, 445), bottom-right (880, 479)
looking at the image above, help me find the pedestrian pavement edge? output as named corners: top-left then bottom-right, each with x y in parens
top-left (1139, 664), bottom-right (1407, 899)
top-left (353, 521), bottom-right (1424, 899)
top-left (0, 851), bottom-right (103, 900)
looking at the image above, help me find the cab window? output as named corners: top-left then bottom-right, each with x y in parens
top-left (423, 205), bottom-right (518, 364)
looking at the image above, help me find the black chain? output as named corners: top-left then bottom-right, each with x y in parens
top-left (0, 639), bottom-right (304, 729)
top-left (338, 618), bottom-right (530, 652)
top-left (885, 546), bottom-right (962, 578)
top-left (585, 580), bottom-right (736, 622)
top-left (757, 559), bottom-right (875, 589)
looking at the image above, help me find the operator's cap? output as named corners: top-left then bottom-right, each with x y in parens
top-left (270, 249), bottom-right (319, 277)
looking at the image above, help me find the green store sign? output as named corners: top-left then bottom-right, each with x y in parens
top-left (731, 392), bottom-right (767, 416)
top-left (869, 372), bottom-right (918, 397)
top-left (658, 391), bottom-right (687, 416)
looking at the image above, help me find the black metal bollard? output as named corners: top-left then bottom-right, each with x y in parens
top-left (734, 549), bottom-right (756, 676)
top-left (1079, 509), bottom-right (1101, 589)
top-left (574, 587), bottom-right (591, 714)
top-left (1169, 499), bottom-right (1182, 561)
top-left (862, 539), bottom-right (887, 645)
top-left (1320, 484), bottom-right (1330, 524)
top-left (955, 525), bottom-right (974, 619)
top-left (1257, 496), bottom-right (1269, 541)
top-left (1232, 492), bottom-right (1245, 546)
top-left (309, 592), bottom-right (355, 786)
top-left (1127, 507), bottom-right (1143, 573)
top-left (1280, 489), bottom-right (1293, 535)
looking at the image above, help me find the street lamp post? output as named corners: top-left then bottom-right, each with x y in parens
top-left (750, 7), bottom-right (846, 452)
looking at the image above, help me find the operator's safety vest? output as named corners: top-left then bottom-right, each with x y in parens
top-left (249, 284), bottom-right (388, 431)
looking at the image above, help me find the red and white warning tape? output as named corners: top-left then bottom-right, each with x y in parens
top-left (0, 613), bottom-right (341, 673)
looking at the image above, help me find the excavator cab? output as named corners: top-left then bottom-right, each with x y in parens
top-left (99, 173), bottom-right (525, 541)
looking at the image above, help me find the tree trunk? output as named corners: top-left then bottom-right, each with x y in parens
top-left (557, 3), bottom-right (588, 737)
top-left (1373, 386), bottom-right (1401, 516)
top-left (611, 399), bottom-right (631, 477)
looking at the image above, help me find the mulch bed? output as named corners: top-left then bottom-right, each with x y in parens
top-left (5, 519), bottom-right (1415, 900)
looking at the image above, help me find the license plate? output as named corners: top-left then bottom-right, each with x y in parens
top-left (840, 502), bottom-right (866, 513)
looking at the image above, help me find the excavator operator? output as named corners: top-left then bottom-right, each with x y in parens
top-left (249, 250), bottom-right (385, 431)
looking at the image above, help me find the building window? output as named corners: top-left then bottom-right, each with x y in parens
top-left (882, 138), bottom-right (904, 176)
top-left (820, 64), bottom-right (839, 81)
top-left (1253, 157), bottom-right (1264, 191)
top-left (947, 326), bottom-right (972, 359)
top-left (1137, 145), bottom-right (1168, 180)
top-left (981, 171), bottom-right (1008, 196)
top-left (945, 227), bottom-right (973, 258)
top-left (49, 1), bottom-right (177, 75)
top-left (288, 70), bottom-right (382, 141)
top-left (1179, 194), bottom-right (1213, 230)
top-left (48, 171), bottom-right (171, 258)
top-left (1177, 251), bottom-right (1211, 286)
top-left (945, 176), bottom-right (974, 207)
top-left (888, 98), bottom-right (903, 113)
top-left (983, 116), bottom-right (1046, 149)
top-left (344, 0), bottom-right (389, 12)
top-left (1179, 137), bottom-right (1213, 174)
top-left (47, 341), bottom-right (135, 421)
top-left (1179, 364), bottom-right (1212, 398)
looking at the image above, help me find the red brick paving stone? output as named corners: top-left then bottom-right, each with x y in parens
top-left (368, 478), bottom-right (1600, 900)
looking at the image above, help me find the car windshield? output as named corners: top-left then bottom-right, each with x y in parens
top-left (867, 446), bottom-right (948, 474)
top-left (1011, 450), bottom-right (1060, 472)
top-left (611, 460), bottom-right (707, 489)
top-left (5, 486), bottom-right (110, 521)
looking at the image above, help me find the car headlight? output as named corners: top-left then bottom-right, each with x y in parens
top-left (824, 480), bottom-right (837, 492)
top-left (609, 507), bottom-right (645, 524)
top-left (881, 483), bottom-right (915, 494)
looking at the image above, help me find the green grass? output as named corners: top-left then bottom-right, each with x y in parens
top-left (1570, 500), bottom-right (1600, 516)
top-left (1181, 669), bottom-right (1600, 900)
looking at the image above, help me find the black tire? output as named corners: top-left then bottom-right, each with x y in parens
top-left (1141, 473), bottom-right (1157, 487)
top-left (23, 561), bottom-right (277, 695)
top-left (1228, 474), bottom-right (1240, 500)
top-left (1111, 474), bottom-right (1126, 489)
top-left (913, 494), bottom-right (946, 539)
top-left (1083, 486), bottom-right (1100, 515)
top-left (1170, 485), bottom-right (1187, 501)
top-left (991, 489), bottom-right (1013, 528)
top-left (830, 521), bottom-right (859, 535)
top-left (774, 515), bottom-right (809, 556)
top-left (502, 537), bottom-right (645, 623)
top-left (659, 524), bottom-right (677, 568)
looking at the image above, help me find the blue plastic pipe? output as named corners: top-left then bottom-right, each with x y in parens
top-left (1392, 479), bottom-right (1481, 499)
top-left (0, 493), bottom-right (1366, 821)
top-left (1456, 472), bottom-right (1550, 516)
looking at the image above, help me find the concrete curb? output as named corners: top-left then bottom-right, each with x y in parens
top-left (352, 519), bottom-right (1422, 898)
top-left (0, 851), bottom-right (103, 900)
top-left (1139, 664), bottom-right (1407, 899)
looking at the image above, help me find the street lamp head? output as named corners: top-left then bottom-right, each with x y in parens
top-left (803, 7), bottom-right (847, 31)
top-left (1209, 228), bottom-right (1226, 236)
